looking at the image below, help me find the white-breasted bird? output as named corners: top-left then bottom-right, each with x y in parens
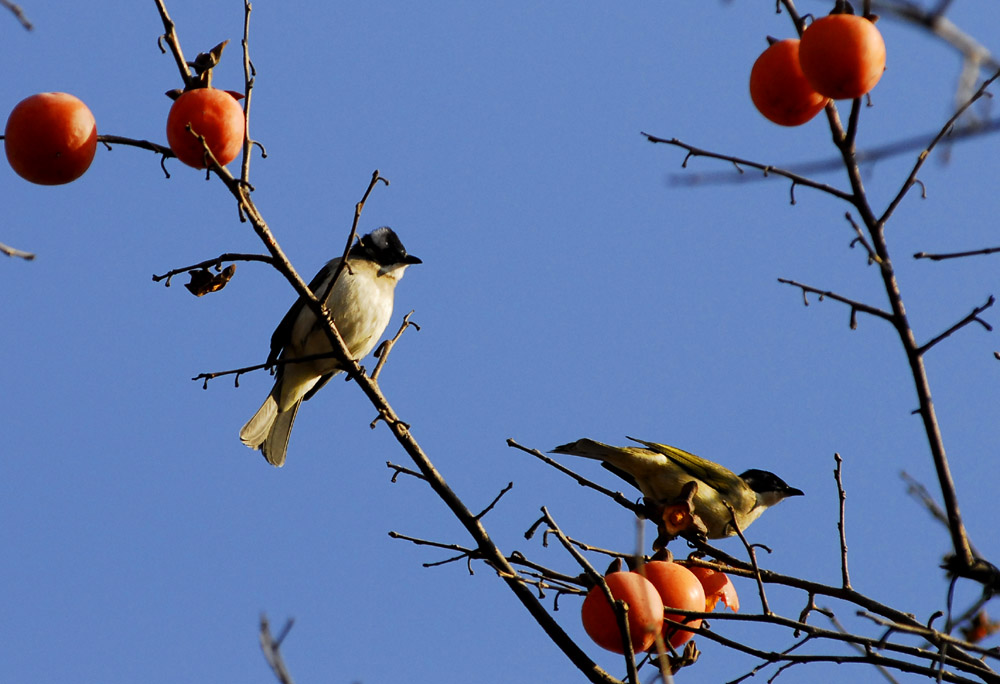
top-left (240, 227), bottom-right (421, 466)
top-left (551, 437), bottom-right (802, 539)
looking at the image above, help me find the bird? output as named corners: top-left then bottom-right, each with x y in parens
top-left (551, 437), bottom-right (803, 539)
top-left (240, 227), bottom-right (421, 467)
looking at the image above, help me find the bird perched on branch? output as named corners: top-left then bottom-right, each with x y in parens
top-left (551, 437), bottom-right (802, 539)
top-left (240, 227), bottom-right (421, 467)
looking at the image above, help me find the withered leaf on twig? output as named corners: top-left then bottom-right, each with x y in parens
top-left (184, 264), bottom-right (236, 296)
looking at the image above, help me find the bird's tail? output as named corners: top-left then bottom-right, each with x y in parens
top-left (239, 393), bottom-right (300, 467)
top-left (551, 438), bottom-right (647, 494)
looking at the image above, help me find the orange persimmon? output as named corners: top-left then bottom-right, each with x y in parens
top-left (750, 39), bottom-right (829, 126)
top-left (799, 14), bottom-right (886, 100)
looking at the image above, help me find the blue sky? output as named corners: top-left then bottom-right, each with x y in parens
top-left (2, 2), bottom-right (999, 682)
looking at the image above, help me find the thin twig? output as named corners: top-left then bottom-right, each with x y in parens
top-left (667, 119), bottom-right (1000, 189)
top-left (371, 311), bottom-right (420, 381)
top-left (845, 212), bottom-right (882, 265)
top-left (259, 614), bottom-right (295, 684)
top-left (777, 278), bottom-right (895, 324)
top-left (1, 0), bottom-right (32, 30)
top-left (880, 68), bottom-right (1000, 227)
top-left (151, 0), bottom-right (193, 88)
top-left (917, 295), bottom-right (995, 355)
top-left (475, 482), bottom-right (514, 521)
top-left (386, 461), bottom-right (427, 483)
top-left (323, 170), bottom-right (391, 307)
top-left (727, 504), bottom-right (770, 615)
top-left (239, 0), bottom-right (256, 185)
top-left (152, 252), bottom-right (273, 286)
top-left (834, 453), bottom-right (851, 590)
top-left (98, 134), bottom-right (174, 158)
top-left (0, 241), bottom-right (35, 260)
top-left (915, 245), bottom-right (1000, 261)
top-left (193, 349), bottom-right (351, 388)
top-left (643, 133), bottom-right (853, 203)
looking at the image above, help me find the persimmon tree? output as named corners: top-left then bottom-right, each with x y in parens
top-left (4, 1), bottom-right (1000, 682)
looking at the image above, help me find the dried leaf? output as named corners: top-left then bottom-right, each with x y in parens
top-left (184, 264), bottom-right (236, 296)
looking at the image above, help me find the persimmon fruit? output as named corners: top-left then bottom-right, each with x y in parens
top-left (580, 571), bottom-right (664, 654)
top-left (642, 560), bottom-right (706, 649)
top-left (688, 565), bottom-right (740, 612)
top-left (749, 39), bottom-right (829, 126)
top-left (4, 92), bottom-right (98, 185)
top-left (166, 88), bottom-right (245, 168)
top-left (799, 14), bottom-right (886, 100)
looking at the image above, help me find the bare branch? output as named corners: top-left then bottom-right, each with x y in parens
top-left (98, 134), bottom-right (173, 157)
top-left (371, 311), bottom-right (420, 381)
top-left (152, 252), bottom-right (273, 286)
top-left (386, 460), bottom-right (427, 483)
top-left (669, 119), bottom-right (1000, 189)
top-left (726, 503), bottom-right (771, 616)
top-left (1, 0), bottom-right (32, 30)
top-left (880, 68), bottom-right (1000, 227)
top-left (642, 133), bottom-right (854, 202)
top-left (259, 615), bottom-right (295, 684)
top-left (845, 212), bottom-right (882, 265)
top-left (192, 349), bottom-right (352, 389)
top-left (475, 482), bottom-right (514, 521)
top-left (918, 296), bottom-right (995, 355)
top-left (151, 0), bottom-right (193, 88)
top-left (239, 0), bottom-right (256, 184)
top-left (323, 170), bottom-right (391, 309)
top-left (0, 240), bottom-right (35, 260)
top-left (777, 278), bottom-right (895, 324)
top-left (834, 453), bottom-right (851, 590)
top-left (915, 245), bottom-right (1000, 261)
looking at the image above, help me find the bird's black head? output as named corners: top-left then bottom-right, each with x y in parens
top-left (355, 227), bottom-right (422, 267)
top-left (739, 469), bottom-right (804, 498)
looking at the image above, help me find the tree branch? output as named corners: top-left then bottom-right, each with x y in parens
top-left (0, 240), bottom-right (35, 260)
top-left (777, 277), bottom-right (895, 326)
top-left (918, 296), bottom-right (995, 355)
top-left (1, 0), bottom-right (32, 30)
top-left (915, 245), bottom-right (1000, 261)
top-left (643, 133), bottom-right (854, 203)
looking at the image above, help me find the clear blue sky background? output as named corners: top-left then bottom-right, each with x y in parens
top-left (3, 2), bottom-right (999, 682)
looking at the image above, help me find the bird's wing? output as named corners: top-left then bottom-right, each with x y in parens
top-left (598, 462), bottom-right (643, 492)
top-left (626, 437), bottom-right (740, 494)
top-left (266, 258), bottom-right (339, 367)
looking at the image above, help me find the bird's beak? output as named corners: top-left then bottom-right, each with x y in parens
top-left (786, 486), bottom-right (804, 497)
top-left (404, 255), bottom-right (423, 265)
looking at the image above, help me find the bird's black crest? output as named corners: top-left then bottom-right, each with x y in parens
top-left (354, 227), bottom-right (422, 266)
top-left (739, 469), bottom-right (803, 497)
